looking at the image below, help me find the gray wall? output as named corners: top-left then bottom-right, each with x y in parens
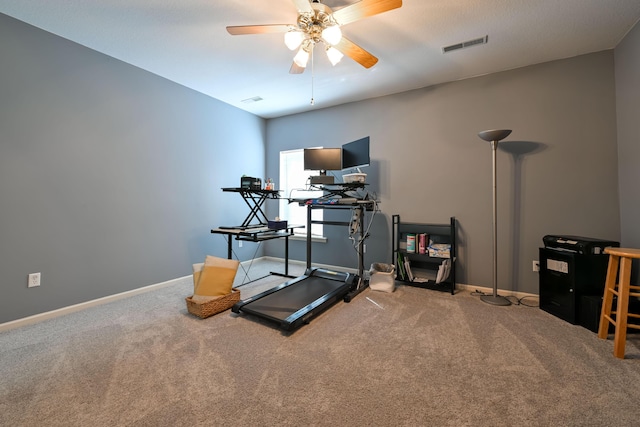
top-left (0, 14), bottom-right (266, 323)
top-left (2, 12), bottom-right (637, 324)
top-left (266, 51), bottom-right (622, 295)
top-left (615, 20), bottom-right (640, 282)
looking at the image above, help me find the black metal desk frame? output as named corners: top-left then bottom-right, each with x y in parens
top-left (214, 187), bottom-right (301, 283)
top-left (303, 183), bottom-right (374, 301)
top-left (210, 226), bottom-right (302, 279)
top-left (230, 183), bottom-right (376, 330)
top-left (221, 187), bottom-right (280, 228)
top-left (306, 182), bottom-right (368, 200)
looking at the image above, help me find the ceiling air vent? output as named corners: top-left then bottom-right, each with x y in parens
top-left (442, 35), bottom-right (488, 53)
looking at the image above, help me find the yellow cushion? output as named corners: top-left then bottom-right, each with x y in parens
top-left (193, 256), bottom-right (239, 299)
top-left (192, 262), bottom-right (204, 291)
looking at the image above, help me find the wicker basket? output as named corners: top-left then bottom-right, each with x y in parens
top-left (185, 288), bottom-right (240, 319)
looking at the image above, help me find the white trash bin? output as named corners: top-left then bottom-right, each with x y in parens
top-left (369, 263), bottom-right (396, 293)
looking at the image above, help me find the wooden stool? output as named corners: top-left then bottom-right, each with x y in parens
top-left (598, 247), bottom-right (640, 358)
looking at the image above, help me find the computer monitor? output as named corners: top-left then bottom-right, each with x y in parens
top-left (303, 148), bottom-right (342, 175)
top-left (342, 136), bottom-right (370, 170)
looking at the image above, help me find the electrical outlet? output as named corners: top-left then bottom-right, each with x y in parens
top-left (238, 240), bottom-right (243, 248)
top-left (533, 260), bottom-right (540, 272)
top-left (28, 272), bottom-right (41, 288)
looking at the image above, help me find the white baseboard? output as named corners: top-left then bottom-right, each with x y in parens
top-left (260, 257), bottom-right (538, 299)
top-left (0, 275), bottom-right (191, 333)
top-left (456, 283), bottom-right (538, 301)
top-left (261, 256), bottom-right (359, 274)
top-left (2, 257), bottom-right (291, 332)
top-left (1, 257), bottom-right (296, 332)
top-left (1, 258), bottom-right (539, 332)
top-left (258, 257), bottom-right (539, 300)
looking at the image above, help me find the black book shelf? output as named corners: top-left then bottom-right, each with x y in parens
top-left (392, 214), bottom-right (456, 295)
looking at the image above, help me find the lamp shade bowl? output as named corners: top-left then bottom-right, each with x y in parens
top-left (478, 129), bottom-right (512, 142)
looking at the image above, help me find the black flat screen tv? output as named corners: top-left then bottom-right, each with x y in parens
top-left (341, 136), bottom-right (370, 170)
top-left (303, 148), bottom-right (342, 174)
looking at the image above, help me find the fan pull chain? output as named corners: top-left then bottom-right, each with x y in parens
top-left (310, 43), bottom-right (315, 105)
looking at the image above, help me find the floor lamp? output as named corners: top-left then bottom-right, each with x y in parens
top-left (478, 129), bottom-right (512, 306)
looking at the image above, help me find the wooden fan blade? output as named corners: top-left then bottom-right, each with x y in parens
top-left (226, 24), bottom-right (292, 35)
top-left (332, 0), bottom-right (402, 26)
top-left (291, 0), bottom-right (313, 14)
top-left (334, 37), bottom-right (378, 68)
top-left (289, 61), bottom-right (306, 74)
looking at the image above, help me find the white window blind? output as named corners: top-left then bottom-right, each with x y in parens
top-left (279, 149), bottom-right (323, 237)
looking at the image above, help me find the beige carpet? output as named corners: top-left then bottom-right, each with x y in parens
top-left (2, 264), bottom-right (640, 426)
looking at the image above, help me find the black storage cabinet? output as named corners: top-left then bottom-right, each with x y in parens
top-left (539, 248), bottom-right (610, 325)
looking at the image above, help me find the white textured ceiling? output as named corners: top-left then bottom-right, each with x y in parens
top-left (1, 0), bottom-right (639, 118)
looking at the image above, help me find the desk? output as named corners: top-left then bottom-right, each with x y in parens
top-left (304, 201), bottom-right (375, 271)
top-left (217, 187), bottom-right (300, 283)
top-left (221, 187), bottom-right (280, 228)
top-left (296, 182), bottom-right (374, 275)
top-left (229, 188), bottom-right (377, 330)
top-left (303, 197), bottom-right (377, 301)
top-left (211, 225), bottom-right (303, 280)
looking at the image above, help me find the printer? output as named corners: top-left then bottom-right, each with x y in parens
top-left (542, 235), bottom-right (619, 255)
top-left (540, 235), bottom-right (619, 326)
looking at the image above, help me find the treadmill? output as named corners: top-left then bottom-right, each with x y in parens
top-left (232, 267), bottom-right (356, 331)
top-left (232, 197), bottom-right (372, 331)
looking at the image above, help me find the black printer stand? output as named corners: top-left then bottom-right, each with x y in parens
top-left (539, 248), bottom-right (610, 324)
top-left (539, 235), bottom-right (619, 326)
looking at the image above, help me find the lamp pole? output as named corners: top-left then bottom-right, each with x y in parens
top-left (478, 129), bottom-right (512, 306)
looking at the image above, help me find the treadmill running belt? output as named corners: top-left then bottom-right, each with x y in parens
top-left (233, 268), bottom-right (355, 330)
top-left (242, 276), bottom-right (344, 320)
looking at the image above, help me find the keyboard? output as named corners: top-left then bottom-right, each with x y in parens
top-left (306, 199), bottom-right (339, 205)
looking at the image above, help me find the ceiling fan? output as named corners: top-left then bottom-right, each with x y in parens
top-left (226, 0), bottom-right (402, 74)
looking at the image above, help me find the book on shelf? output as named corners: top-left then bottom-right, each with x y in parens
top-left (404, 256), bottom-right (414, 282)
top-left (396, 252), bottom-right (407, 281)
top-left (435, 259), bottom-right (451, 284)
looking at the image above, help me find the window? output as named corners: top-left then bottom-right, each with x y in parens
top-left (279, 149), bottom-right (324, 237)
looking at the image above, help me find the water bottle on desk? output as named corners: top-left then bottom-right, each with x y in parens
top-left (265, 178), bottom-right (274, 191)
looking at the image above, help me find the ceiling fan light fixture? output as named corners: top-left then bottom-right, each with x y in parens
top-left (284, 30), bottom-right (304, 50)
top-left (293, 46), bottom-right (310, 68)
top-left (227, 0), bottom-right (404, 76)
top-left (321, 24), bottom-right (342, 45)
top-left (326, 46), bottom-right (343, 66)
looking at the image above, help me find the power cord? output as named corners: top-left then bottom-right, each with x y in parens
top-left (471, 289), bottom-right (539, 307)
top-left (230, 239), bottom-right (261, 286)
